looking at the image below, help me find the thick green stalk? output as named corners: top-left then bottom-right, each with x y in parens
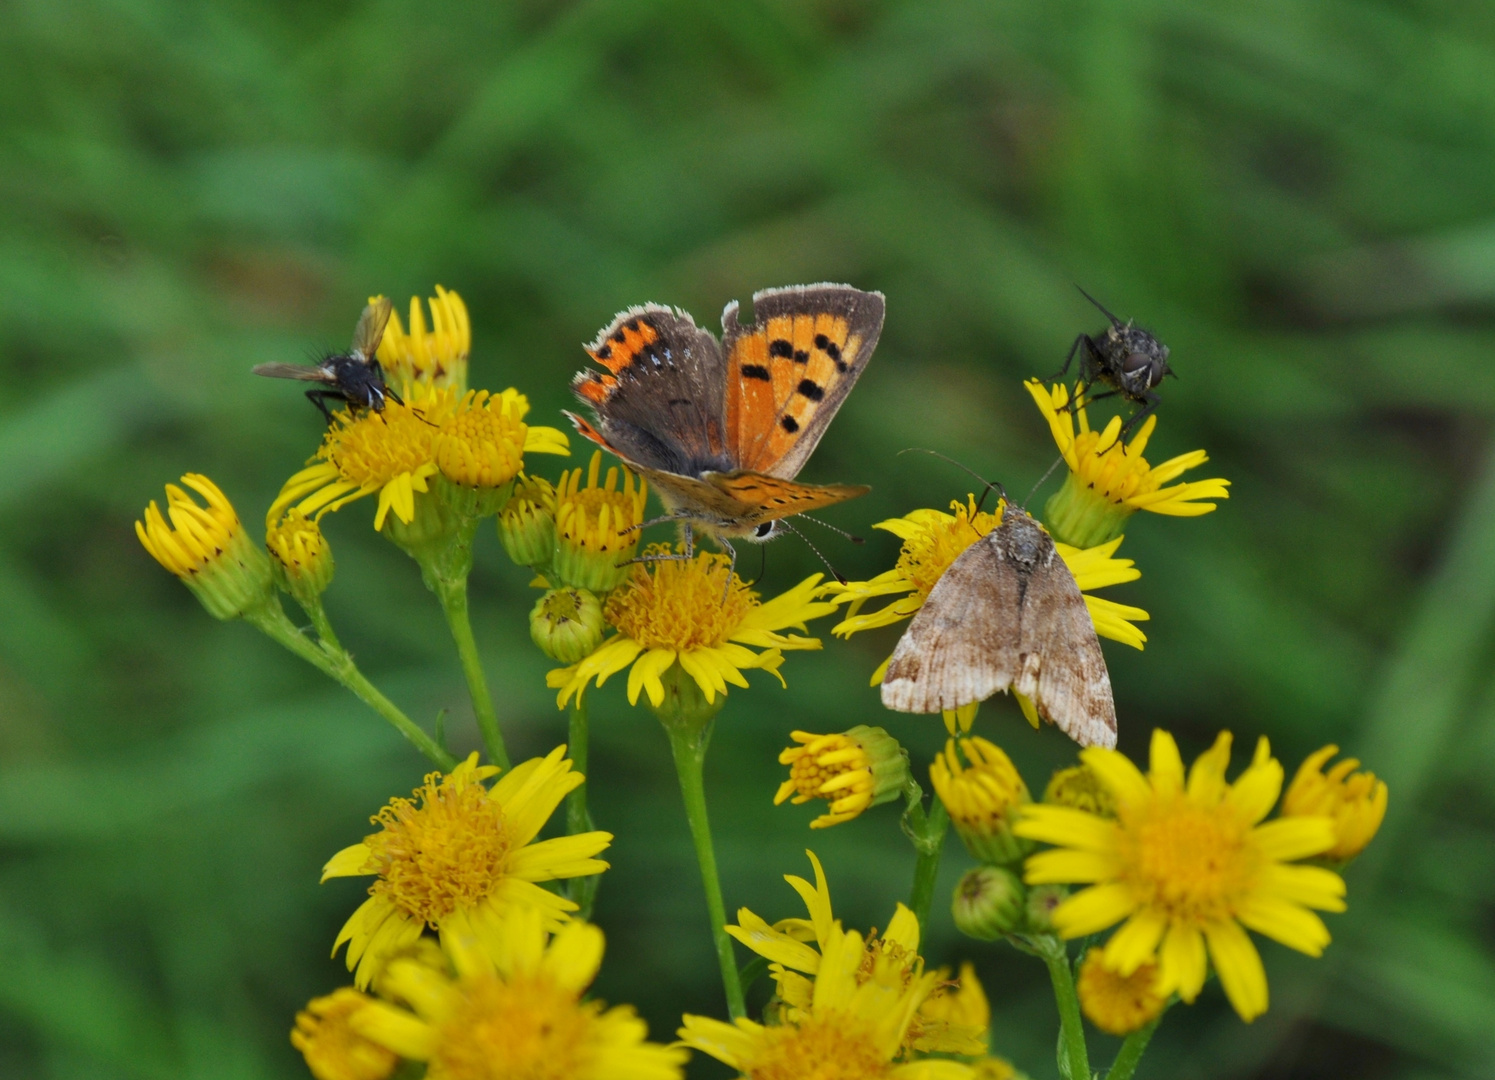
top-left (1037, 935), bottom-right (1090, 1080)
top-left (567, 698), bottom-right (599, 919)
top-left (432, 572), bottom-right (508, 769)
top-left (906, 794), bottom-right (949, 939)
top-left (1105, 1013), bottom-right (1162, 1080)
top-left (245, 599), bottom-right (454, 769)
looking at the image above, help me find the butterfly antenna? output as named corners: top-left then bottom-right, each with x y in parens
top-left (1076, 285), bottom-right (1125, 329)
top-left (779, 519), bottom-right (847, 585)
top-left (749, 541), bottom-right (768, 587)
top-left (1024, 454), bottom-right (1066, 507)
top-left (898, 448), bottom-right (1008, 504)
top-left (796, 514), bottom-right (865, 545)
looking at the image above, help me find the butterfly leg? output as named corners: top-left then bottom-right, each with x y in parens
top-left (622, 521), bottom-right (697, 567)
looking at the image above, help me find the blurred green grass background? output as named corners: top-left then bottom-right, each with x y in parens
top-left (3, 0), bottom-right (1494, 1076)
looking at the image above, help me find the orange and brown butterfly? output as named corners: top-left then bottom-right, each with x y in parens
top-left (564, 284), bottom-right (884, 555)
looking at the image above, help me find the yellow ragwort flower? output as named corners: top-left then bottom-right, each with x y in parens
top-left (546, 545), bottom-right (835, 710)
top-left (681, 919), bottom-right (974, 1080)
top-left (351, 909), bottom-right (686, 1080)
top-left (828, 496), bottom-right (1149, 660)
top-left (1283, 745), bottom-right (1387, 862)
top-left (136, 473), bottom-right (273, 619)
top-left (291, 988), bottom-right (397, 1080)
top-left (1026, 380), bottom-right (1230, 548)
top-left (375, 286), bottom-right (471, 392)
top-left (322, 748), bottom-right (611, 989)
top-left (552, 451), bottom-right (649, 592)
top-left (775, 726), bottom-right (910, 829)
top-left (498, 472), bottom-right (558, 568)
top-left (723, 851), bottom-right (987, 1059)
top-left (1076, 949), bottom-right (1167, 1036)
top-left (434, 388), bottom-right (569, 492)
top-left (1015, 730), bottom-right (1348, 1021)
top-left (266, 505), bottom-right (334, 604)
top-left (931, 737), bottom-right (1032, 865)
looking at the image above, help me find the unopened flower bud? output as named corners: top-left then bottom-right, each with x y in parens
top-left (498, 473), bottom-right (557, 568)
top-left (1043, 764), bottom-right (1116, 818)
top-left (529, 587), bottom-right (604, 664)
top-left (266, 508), bottom-right (334, 609)
top-left (930, 737), bottom-right (1033, 865)
top-left (1024, 883), bottom-right (1070, 935)
top-left (136, 474), bottom-right (274, 620)
top-left (952, 865), bottom-right (1025, 941)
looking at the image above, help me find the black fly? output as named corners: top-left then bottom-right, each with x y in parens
top-left (254, 298), bottom-right (403, 423)
top-left (1052, 288), bottom-right (1174, 443)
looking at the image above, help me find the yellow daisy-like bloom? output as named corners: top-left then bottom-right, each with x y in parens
top-left (774, 726), bottom-right (910, 829)
top-left (136, 473), bottom-right (273, 619)
top-left (725, 851), bottom-right (986, 1058)
top-left (291, 988), bottom-right (397, 1080)
top-left (435, 388), bottom-right (569, 491)
top-left (351, 909), bottom-right (686, 1080)
top-left (1075, 949), bottom-right (1166, 1036)
top-left (930, 738), bottom-right (1032, 865)
top-left (828, 496), bottom-right (1149, 659)
top-left (1282, 745), bottom-right (1388, 862)
top-left (1026, 380), bottom-right (1230, 548)
top-left (681, 919), bottom-right (974, 1080)
top-left (552, 451), bottom-right (649, 592)
top-left (322, 748), bottom-right (612, 989)
top-left (266, 505), bottom-right (334, 602)
top-left (1015, 730), bottom-right (1348, 1021)
top-left (546, 545), bottom-right (835, 709)
top-left (375, 286), bottom-right (471, 392)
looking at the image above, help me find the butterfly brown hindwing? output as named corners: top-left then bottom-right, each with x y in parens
top-left (570, 305), bottom-right (728, 476)
top-left (703, 472), bottom-right (872, 528)
top-left (722, 285), bottom-right (885, 479)
top-left (880, 506), bottom-right (1117, 749)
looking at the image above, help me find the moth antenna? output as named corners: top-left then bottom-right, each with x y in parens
top-left (897, 448), bottom-right (1008, 504)
top-left (796, 513), bottom-right (865, 545)
top-left (779, 519), bottom-right (847, 585)
top-left (1024, 454), bottom-right (1066, 506)
top-left (1075, 285), bottom-right (1125, 330)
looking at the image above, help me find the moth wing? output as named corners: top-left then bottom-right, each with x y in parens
top-left (1011, 545), bottom-right (1118, 749)
top-left (351, 297), bottom-right (394, 362)
top-left (570, 305), bottom-right (728, 474)
top-left (881, 534), bottom-right (1023, 714)
top-left (702, 471), bottom-right (870, 528)
top-left (252, 362), bottom-right (333, 382)
top-left (722, 284), bottom-right (884, 478)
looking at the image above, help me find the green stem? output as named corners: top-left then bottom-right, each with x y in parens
top-left (662, 714), bottom-right (745, 1020)
top-left (567, 698), bottom-right (599, 919)
top-left (245, 599), bottom-right (454, 769)
top-left (432, 573), bottom-right (508, 769)
top-left (1105, 1012), bottom-right (1163, 1080)
top-left (906, 794), bottom-right (949, 939)
top-left (1037, 935), bottom-right (1090, 1080)
top-left (301, 595), bottom-right (342, 652)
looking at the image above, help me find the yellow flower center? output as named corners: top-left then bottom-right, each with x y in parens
top-left (292, 988), bottom-right (398, 1080)
top-left (858, 932), bottom-right (916, 988)
top-left (605, 545), bottom-right (756, 650)
top-left (555, 452), bottom-right (647, 556)
top-left (362, 770), bottom-right (511, 925)
top-left (1119, 796), bottom-right (1257, 924)
top-left (429, 975), bottom-right (595, 1080)
top-left (782, 733), bottom-right (868, 802)
top-left (1076, 950), bottom-right (1165, 1036)
top-left (318, 391), bottom-right (454, 489)
top-left (1043, 765), bottom-right (1117, 818)
top-left (266, 507), bottom-right (329, 577)
top-left (898, 498), bottom-right (1000, 601)
top-left (434, 390), bottom-right (528, 488)
top-left (744, 1013), bottom-right (891, 1080)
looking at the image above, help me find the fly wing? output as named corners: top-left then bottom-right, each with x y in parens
top-left (350, 297), bottom-right (394, 362)
top-left (880, 533), bottom-right (1023, 714)
top-left (252, 362), bottom-right (334, 382)
top-left (1010, 542), bottom-right (1118, 749)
